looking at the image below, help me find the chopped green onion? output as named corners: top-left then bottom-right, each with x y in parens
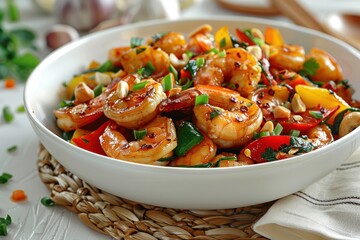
top-left (207, 48), bottom-right (219, 54)
top-left (260, 131), bottom-right (271, 137)
top-left (273, 123), bottom-right (283, 135)
top-left (309, 110), bottom-right (323, 119)
top-left (141, 61), bottom-right (156, 77)
top-left (195, 94), bottom-right (209, 106)
top-left (162, 74), bottom-right (173, 92)
top-left (0, 172), bottom-right (12, 184)
top-left (180, 79), bottom-right (193, 90)
top-left (41, 196), bottom-right (55, 207)
top-left (289, 129), bottom-right (300, 137)
top-left (136, 47), bottom-right (146, 55)
top-left (221, 82), bottom-right (236, 90)
top-left (97, 60), bottom-right (114, 73)
top-left (185, 51), bottom-right (194, 59)
top-left (62, 131), bottom-right (74, 141)
top-left (16, 105), bottom-right (25, 113)
top-left (7, 0), bottom-right (20, 22)
top-left (158, 156), bottom-right (177, 162)
top-left (7, 145), bottom-right (17, 153)
top-left (169, 65), bottom-right (178, 82)
top-left (57, 100), bottom-right (73, 109)
top-left (253, 37), bottom-right (264, 46)
top-left (132, 81), bottom-right (148, 91)
top-left (174, 122), bottom-right (204, 156)
top-left (210, 108), bottom-right (222, 120)
top-left (214, 156), bottom-right (237, 167)
top-left (3, 106), bottom-right (14, 123)
top-left (253, 131), bottom-right (260, 139)
top-left (219, 38), bottom-right (226, 48)
top-left (195, 57), bottom-right (205, 68)
top-left (0, 223), bottom-right (7, 236)
top-left (130, 37), bottom-right (144, 48)
top-left (218, 49), bottom-right (226, 58)
top-left (134, 129), bottom-right (147, 140)
top-left (93, 83), bottom-right (103, 97)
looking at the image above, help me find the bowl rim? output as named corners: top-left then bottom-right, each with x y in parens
top-left (24, 16), bottom-right (360, 174)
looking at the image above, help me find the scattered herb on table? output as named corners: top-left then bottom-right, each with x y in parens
top-left (0, 172), bottom-right (12, 184)
top-left (0, 214), bottom-right (12, 236)
top-left (2, 106), bottom-right (14, 123)
top-left (7, 145), bottom-right (17, 153)
top-left (41, 196), bottom-right (55, 207)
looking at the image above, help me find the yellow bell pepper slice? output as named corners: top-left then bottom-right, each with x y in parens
top-left (295, 85), bottom-right (350, 124)
top-left (265, 27), bottom-right (284, 47)
top-left (215, 25), bottom-right (233, 50)
top-left (70, 128), bottom-right (91, 145)
top-left (66, 73), bottom-right (97, 98)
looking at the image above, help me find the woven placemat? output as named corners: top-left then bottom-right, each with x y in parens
top-left (37, 144), bottom-right (271, 240)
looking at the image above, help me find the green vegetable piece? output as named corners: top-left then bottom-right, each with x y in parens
top-left (7, 0), bottom-right (20, 22)
top-left (180, 79), bottom-right (193, 90)
top-left (162, 74), bottom-right (173, 91)
top-left (184, 58), bottom-right (205, 79)
top-left (0, 172), bottom-right (12, 184)
top-left (9, 29), bottom-right (36, 46)
top-left (41, 196), bottom-right (55, 207)
top-left (332, 107), bottom-right (360, 134)
top-left (11, 52), bottom-right (40, 68)
top-left (309, 110), bottom-right (323, 119)
top-left (299, 58), bottom-right (320, 77)
top-left (214, 156), bottom-right (237, 167)
top-left (0, 223), bottom-right (7, 236)
top-left (259, 131), bottom-right (271, 138)
top-left (133, 129), bottom-right (147, 140)
top-left (97, 60), bottom-right (114, 72)
top-left (210, 108), bottom-right (222, 120)
top-left (289, 129), bottom-right (300, 137)
top-left (174, 122), bottom-right (204, 156)
top-left (196, 57), bottom-right (205, 68)
top-left (3, 106), bottom-right (14, 123)
top-left (142, 61), bottom-right (155, 77)
top-left (195, 94), bottom-right (209, 106)
top-left (130, 37), bottom-right (144, 48)
top-left (7, 145), bottom-right (17, 153)
top-left (219, 38), bottom-right (226, 48)
top-left (158, 156), bottom-right (177, 162)
top-left (5, 215), bottom-right (11, 225)
top-left (62, 131), bottom-right (74, 141)
top-left (218, 49), bottom-right (226, 58)
top-left (93, 83), bottom-right (103, 97)
top-left (132, 81), bottom-right (148, 91)
top-left (57, 100), bottom-right (73, 109)
top-left (168, 65), bottom-right (178, 82)
top-left (16, 105), bottom-right (25, 113)
top-left (273, 123), bottom-right (283, 135)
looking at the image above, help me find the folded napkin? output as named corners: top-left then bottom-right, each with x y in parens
top-left (254, 148), bottom-right (360, 240)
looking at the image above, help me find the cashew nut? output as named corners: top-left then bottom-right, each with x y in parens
top-left (339, 112), bottom-right (360, 138)
top-left (116, 80), bottom-right (129, 99)
top-left (273, 106), bottom-right (291, 119)
top-left (169, 53), bottom-right (190, 69)
top-left (74, 82), bottom-right (94, 103)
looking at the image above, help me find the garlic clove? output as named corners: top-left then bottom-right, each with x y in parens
top-left (46, 24), bottom-right (79, 50)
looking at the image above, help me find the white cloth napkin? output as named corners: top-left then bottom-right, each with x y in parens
top-left (254, 147), bottom-right (360, 240)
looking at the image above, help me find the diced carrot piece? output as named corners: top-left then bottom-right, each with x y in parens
top-left (4, 78), bottom-right (16, 89)
top-left (11, 189), bottom-right (27, 202)
top-left (265, 27), bottom-right (284, 46)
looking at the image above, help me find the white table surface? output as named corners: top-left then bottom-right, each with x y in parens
top-left (0, 0), bottom-right (359, 239)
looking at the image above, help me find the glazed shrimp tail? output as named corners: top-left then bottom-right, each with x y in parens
top-left (100, 116), bottom-right (177, 164)
top-left (54, 94), bottom-right (105, 132)
top-left (104, 78), bottom-right (166, 129)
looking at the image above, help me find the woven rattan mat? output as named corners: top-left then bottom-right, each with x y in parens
top-left (37, 144), bottom-right (271, 239)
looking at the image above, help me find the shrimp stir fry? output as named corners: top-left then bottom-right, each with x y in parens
top-left (54, 24), bottom-right (360, 168)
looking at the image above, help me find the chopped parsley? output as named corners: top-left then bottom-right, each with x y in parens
top-left (298, 58), bottom-right (320, 77)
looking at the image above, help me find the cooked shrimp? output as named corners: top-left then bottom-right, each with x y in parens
top-left (100, 116), bottom-right (177, 164)
top-left (306, 48), bottom-right (343, 83)
top-left (160, 85), bottom-right (263, 148)
top-left (54, 94), bottom-right (105, 132)
top-left (104, 78), bottom-right (166, 129)
top-left (119, 46), bottom-right (170, 79)
top-left (269, 44), bottom-right (305, 72)
top-left (251, 85), bottom-right (290, 120)
top-left (306, 124), bottom-right (333, 148)
top-left (169, 134), bottom-right (217, 167)
top-left (150, 32), bottom-right (187, 58)
top-left (194, 48), bottom-right (261, 97)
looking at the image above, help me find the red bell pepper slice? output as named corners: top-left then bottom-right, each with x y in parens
top-left (235, 29), bottom-right (255, 46)
top-left (72, 120), bottom-right (110, 155)
top-left (278, 106), bottom-right (339, 134)
top-left (241, 136), bottom-right (291, 163)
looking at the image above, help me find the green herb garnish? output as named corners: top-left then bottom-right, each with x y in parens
top-left (130, 37), bottom-right (144, 48)
top-left (41, 196), bottom-right (55, 207)
top-left (2, 106), bottom-right (13, 123)
top-left (299, 58), bottom-right (320, 77)
top-left (210, 108), bottom-right (222, 120)
top-left (132, 81), bottom-right (148, 91)
top-left (195, 94), bottom-right (209, 106)
top-left (7, 145), bottom-right (17, 153)
top-left (133, 129), bottom-right (147, 140)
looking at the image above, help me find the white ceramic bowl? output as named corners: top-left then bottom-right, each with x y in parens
top-left (25, 17), bottom-right (360, 209)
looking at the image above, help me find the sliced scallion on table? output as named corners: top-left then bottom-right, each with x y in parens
top-left (0, 172), bottom-right (12, 184)
top-left (2, 106), bottom-right (14, 123)
top-left (16, 105), bottom-right (25, 113)
top-left (7, 145), bottom-right (17, 153)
